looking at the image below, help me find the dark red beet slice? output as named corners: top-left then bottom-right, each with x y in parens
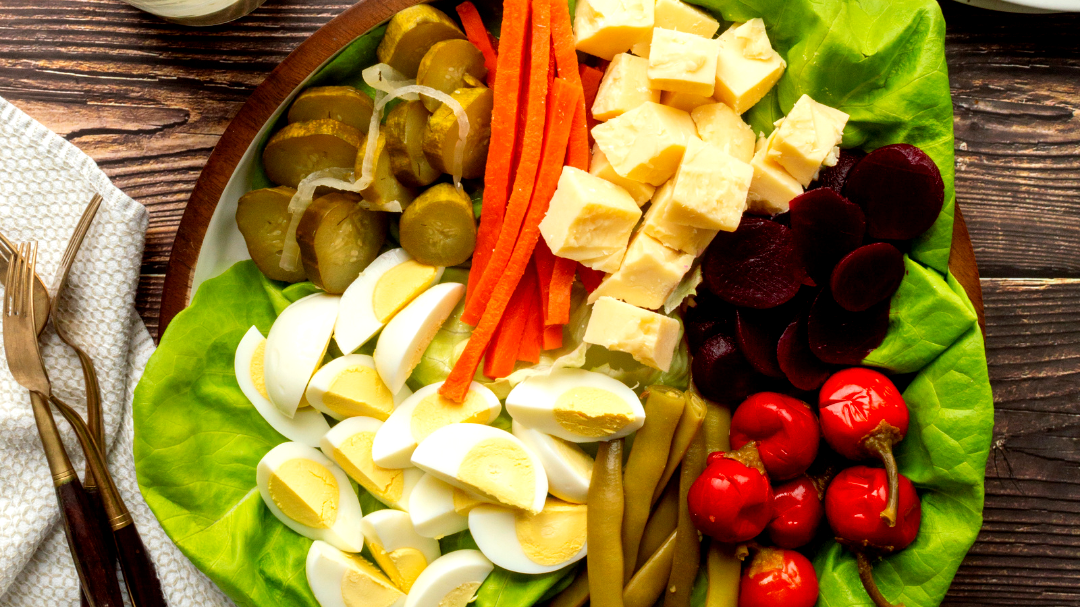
top-left (691, 333), bottom-right (759, 405)
top-left (843, 143), bottom-right (944, 241)
top-left (685, 291), bottom-right (736, 353)
top-left (777, 314), bottom-right (833, 391)
top-left (807, 290), bottom-right (889, 365)
top-left (789, 189), bottom-right (866, 284)
top-left (736, 308), bottom-right (787, 378)
top-left (830, 243), bottom-right (906, 312)
top-left (772, 211), bottom-right (791, 227)
top-left (702, 216), bottom-right (806, 309)
top-left (810, 149), bottom-right (865, 193)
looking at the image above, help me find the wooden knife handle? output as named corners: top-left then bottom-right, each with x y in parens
top-left (55, 478), bottom-right (125, 607)
top-left (113, 523), bottom-right (168, 607)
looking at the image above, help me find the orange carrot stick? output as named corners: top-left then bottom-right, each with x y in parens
top-left (579, 64), bottom-right (604, 136)
top-left (462, 0), bottom-right (552, 325)
top-left (578, 264), bottom-right (604, 293)
top-left (441, 77), bottom-right (577, 402)
top-left (456, 2), bottom-right (499, 85)
top-left (518, 277), bottom-right (544, 364)
top-left (543, 323), bottom-right (564, 351)
top-left (484, 269), bottom-right (536, 378)
top-left (534, 241), bottom-right (556, 320)
top-left (547, 257), bottom-right (577, 325)
top-left (550, 0), bottom-right (588, 170)
top-left (465, 0), bottom-right (529, 310)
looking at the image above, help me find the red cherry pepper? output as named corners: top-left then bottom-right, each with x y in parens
top-left (819, 368), bottom-right (909, 526)
top-left (688, 442), bottom-right (773, 543)
top-left (730, 392), bottom-right (820, 481)
top-left (825, 466), bottom-right (922, 607)
top-left (739, 546), bottom-right (819, 607)
top-left (766, 474), bottom-right (825, 549)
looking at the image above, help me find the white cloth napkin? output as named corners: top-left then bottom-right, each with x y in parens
top-left (0, 98), bottom-right (232, 606)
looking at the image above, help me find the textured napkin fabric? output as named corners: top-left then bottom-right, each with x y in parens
top-left (0, 97), bottom-right (232, 606)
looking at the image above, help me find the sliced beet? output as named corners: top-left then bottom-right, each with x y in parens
top-left (777, 314), bottom-right (832, 391)
top-left (830, 243), bottom-right (906, 312)
top-left (691, 332), bottom-right (759, 405)
top-left (807, 290), bottom-right (889, 365)
top-left (810, 149), bottom-right (865, 193)
top-left (772, 211), bottom-right (791, 227)
top-left (685, 291), bottom-right (736, 353)
top-left (702, 216), bottom-right (806, 309)
top-left (789, 189), bottom-right (866, 284)
top-left (735, 309), bottom-right (786, 378)
top-left (843, 143), bottom-right (944, 241)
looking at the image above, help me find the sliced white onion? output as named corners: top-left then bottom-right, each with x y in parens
top-left (362, 63), bottom-right (418, 99)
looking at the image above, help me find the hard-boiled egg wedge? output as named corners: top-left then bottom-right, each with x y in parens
top-left (264, 293), bottom-right (340, 417)
top-left (403, 550), bottom-right (494, 607)
top-left (411, 423), bottom-right (548, 515)
top-left (374, 281), bottom-right (465, 394)
top-left (306, 540), bottom-right (405, 607)
top-left (408, 473), bottom-right (490, 539)
top-left (511, 421), bottom-right (593, 504)
top-left (306, 354), bottom-right (412, 421)
top-left (234, 326), bottom-right (331, 447)
top-left (372, 381), bottom-right (502, 469)
top-left (468, 498), bottom-right (588, 574)
top-left (505, 368), bottom-right (645, 443)
top-left (256, 442), bottom-right (364, 553)
top-left (360, 509), bottom-right (441, 592)
top-left (336, 248), bottom-right (444, 355)
top-left (319, 417), bottom-right (422, 511)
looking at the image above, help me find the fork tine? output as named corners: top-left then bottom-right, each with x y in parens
top-left (3, 245), bottom-right (12, 316)
top-left (25, 243), bottom-right (38, 320)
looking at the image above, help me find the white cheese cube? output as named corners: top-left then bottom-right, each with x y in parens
top-left (766, 94), bottom-right (849, 186)
top-left (578, 247), bottom-right (627, 274)
top-left (588, 231), bottom-right (694, 310)
top-left (647, 29), bottom-right (718, 97)
top-left (713, 19), bottom-right (786, 114)
top-left (574, 0), bottom-right (654, 60)
top-left (592, 102), bottom-right (698, 186)
top-left (539, 166), bottom-right (642, 261)
top-left (584, 297), bottom-right (682, 371)
top-left (631, 0), bottom-right (720, 58)
top-left (589, 145), bottom-right (655, 206)
top-left (660, 91), bottom-right (715, 113)
top-left (592, 53), bottom-right (661, 121)
top-left (642, 180), bottom-right (718, 256)
top-left (666, 137), bottom-right (753, 231)
top-left (691, 102), bottom-right (756, 163)
top-left (747, 135), bottom-right (803, 215)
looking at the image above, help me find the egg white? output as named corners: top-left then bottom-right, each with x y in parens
top-left (468, 503), bottom-right (588, 574)
top-left (403, 550), bottom-right (494, 607)
top-left (256, 442), bottom-right (364, 553)
top-left (234, 326), bottom-right (330, 447)
top-left (361, 509), bottom-right (441, 569)
top-left (306, 354), bottom-right (412, 421)
top-left (319, 416), bottom-right (422, 511)
top-left (407, 473), bottom-right (471, 539)
top-left (306, 540), bottom-right (405, 607)
top-left (373, 281), bottom-right (465, 394)
top-left (511, 421), bottom-right (592, 504)
top-left (504, 368), bottom-right (646, 442)
top-left (264, 293), bottom-right (340, 418)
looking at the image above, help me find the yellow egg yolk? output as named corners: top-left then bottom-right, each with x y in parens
top-left (410, 390), bottom-right (490, 443)
top-left (267, 458), bottom-right (339, 529)
top-left (458, 438), bottom-right (538, 513)
top-left (439, 582), bottom-right (482, 607)
top-left (340, 553), bottom-right (405, 607)
top-left (514, 498), bottom-right (588, 565)
top-left (553, 387), bottom-right (635, 438)
top-left (373, 260), bottom-right (440, 323)
top-left (332, 431), bottom-right (403, 503)
top-left (452, 488), bottom-right (485, 515)
top-left (323, 365), bottom-right (396, 420)
top-left (367, 539), bottom-right (429, 593)
top-left (250, 340), bottom-right (270, 399)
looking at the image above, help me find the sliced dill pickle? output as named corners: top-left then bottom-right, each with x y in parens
top-left (297, 192), bottom-right (388, 293)
top-left (355, 132), bottom-right (418, 208)
top-left (235, 186), bottom-right (308, 283)
top-left (398, 183), bottom-right (477, 267)
top-left (416, 39), bottom-right (488, 113)
top-left (376, 5), bottom-right (465, 78)
top-left (287, 86), bottom-right (375, 132)
top-left (386, 100), bottom-right (441, 188)
top-left (262, 119), bottom-right (363, 188)
top-left (422, 86), bottom-right (493, 180)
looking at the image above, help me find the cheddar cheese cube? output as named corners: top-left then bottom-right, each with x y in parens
top-left (588, 231), bottom-right (694, 310)
top-left (592, 102), bottom-right (698, 186)
top-left (660, 91), bottom-right (715, 113)
top-left (747, 135), bottom-right (803, 215)
top-left (647, 29), bottom-right (718, 97)
top-left (713, 19), bottom-right (786, 114)
top-left (642, 180), bottom-right (718, 256)
top-left (592, 53), bottom-right (660, 121)
top-left (631, 0), bottom-right (720, 58)
top-left (666, 137), bottom-right (753, 231)
top-left (589, 145), bottom-right (655, 206)
top-left (691, 102), bottom-right (756, 163)
top-left (574, 0), bottom-right (654, 60)
top-left (584, 297), bottom-right (682, 371)
top-left (766, 94), bottom-right (850, 186)
top-left (539, 166), bottom-right (642, 261)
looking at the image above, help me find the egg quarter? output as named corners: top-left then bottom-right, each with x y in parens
top-left (511, 421), bottom-right (593, 504)
top-left (319, 416), bottom-right (422, 510)
top-left (402, 550), bottom-right (494, 607)
top-left (407, 473), bottom-right (471, 539)
top-left (264, 293), bottom-right (341, 418)
top-left (468, 498), bottom-right (588, 574)
top-left (306, 354), bottom-right (413, 422)
top-left (360, 509), bottom-right (441, 592)
top-left (306, 540), bottom-right (406, 607)
top-left (373, 281), bottom-right (466, 394)
top-left (504, 368), bottom-right (646, 442)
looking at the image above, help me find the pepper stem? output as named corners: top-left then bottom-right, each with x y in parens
top-left (863, 421), bottom-right (903, 527)
top-left (855, 552), bottom-right (905, 607)
top-left (726, 441), bottom-right (767, 477)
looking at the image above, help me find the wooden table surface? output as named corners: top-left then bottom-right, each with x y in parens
top-left (1, 0), bottom-right (1077, 603)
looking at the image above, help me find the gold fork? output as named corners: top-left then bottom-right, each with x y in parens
top-left (0, 231), bottom-right (49, 335)
top-left (3, 242), bottom-right (125, 607)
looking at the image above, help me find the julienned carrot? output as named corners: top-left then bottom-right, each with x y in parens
top-left (484, 269), bottom-right (537, 379)
top-left (441, 77), bottom-right (578, 402)
top-left (547, 257), bottom-right (576, 325)
top-left (534, 241), bottom-right (556, 320)
top-left (456, 2), bottom-right (499, 85)
top-left (580, 64), bottom-right (605, 135)
top-left (579, 264), bottom-right (605, 293)
top-left (549, 0), bottom-right (588, 171)
top-left (518, 279), bottom-right (544, 364)
top-left (543, 323), bottom-right (564, 350)
top-left (465, 0), bottom-right (529, 312)
top-left (462, 0), bottom-right (552, 325)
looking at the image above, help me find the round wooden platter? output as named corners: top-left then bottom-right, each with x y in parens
top-left (158, 0), bottom-right (985, 337)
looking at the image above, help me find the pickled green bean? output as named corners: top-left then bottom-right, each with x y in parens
top-left (703, 399), bottom-right (732, 454)
top-left (652, 391), bottom-right (707, 504)
top-left (623, 531), bottom-right (678, 607)
top-left (637, 480), bottom-right (680, 569)
top-left (589, 439), bottom-right (625, 607)
top-left (705, 540), bottom-right (741, 607)
top-left (550, 570), bottom-right (590, 607)
top-left (664, 429), bottom-right (707, 607)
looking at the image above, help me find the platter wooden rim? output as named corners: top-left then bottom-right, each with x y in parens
top-left (158, 0), bottom-right (985, 338)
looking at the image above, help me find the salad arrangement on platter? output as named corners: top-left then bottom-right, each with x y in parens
top-left (133, 1), bottom-right (994, 606)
